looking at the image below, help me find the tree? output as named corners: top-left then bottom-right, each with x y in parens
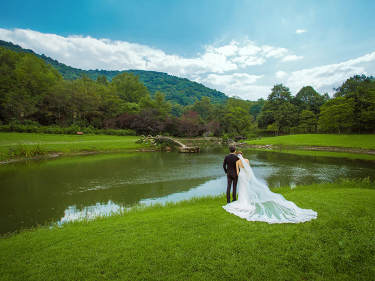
top-left (139, 91), bottom-right (171, 118)
top-left (249, 98), bottom-right (265, 119)
top-left (154, 91), bottom-right (172, 117)
top-left (177, 111), bottom-right (204, 137)
top-left (267, 84), bottom-right (293, 104)
top-left (256, 109), bottom-right (274, 130)
top-left (298, 110), bottom-right (317, 133)
top-left (222, 106), bottom-right (253, 137)
top-left (319, 97), bottom-right (354, 133)
top-left (0, 48), bottom-right (61, 122)
top-left (171, 103), bottom-right (184, 117)
top-left (273, 102), bottom-right (298, 134)
top-left (191, 96), bottom-right (213, 121)
top-left (334, 75), bottom-right (375, 132)
top-left (96, 75), bottom-right (108, 85)
top-left (257, 84), bottom-right (297, 133)
top-left (294, 86), bottom-right (327, 114)
top-left (110, 73), bottom-right (149, 103)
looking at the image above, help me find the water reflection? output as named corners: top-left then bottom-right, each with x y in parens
top-left (58, 200), bottom-right (125, 225)
top-left (0, 150), bottom-right (374, 234)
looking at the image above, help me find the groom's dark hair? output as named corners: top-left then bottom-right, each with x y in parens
top-left (229, 145), bottom-right (236, 153)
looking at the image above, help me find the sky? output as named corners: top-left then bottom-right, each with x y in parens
top-left (0, 0), bottom-right (374, 100)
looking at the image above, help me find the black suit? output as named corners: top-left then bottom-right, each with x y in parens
top-left (223, 153), bottom-right (239, 203)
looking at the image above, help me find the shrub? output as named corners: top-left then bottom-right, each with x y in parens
top-left (7, 144), bottom-right (46, 159)
top-left (0, 123), bottom-right (136, 136)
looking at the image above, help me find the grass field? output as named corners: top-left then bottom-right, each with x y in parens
top-left (246, 134), bottom-right (375, 150)
top-left (1, 181), bottom-right (374, 281)
top-left (0, 132), bottom-right (150, 160)
top-left (244, 148), bottom-right (375, 161)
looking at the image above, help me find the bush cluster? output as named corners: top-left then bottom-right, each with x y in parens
top-left (0, 121), bottom-right (136, 136)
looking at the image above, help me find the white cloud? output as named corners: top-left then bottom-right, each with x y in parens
top-left (281, 54), bottom-right (303, 62)
top-left (3, 27), bottom-right (352, 100)
top-left (198, 73), bottom-right (269, 99)
top-left (262, 45), bottom-right (288, 58)
top-left (0, 28), bottom-right (239, 76)
top-left (286, 51), bottom-right (375, 94)
top-left (275, 71), bottom-right (288, 79)
top-left (296, 29), bottom-right (307, 34)
top-left (0, 28), bottom-right (303, 78)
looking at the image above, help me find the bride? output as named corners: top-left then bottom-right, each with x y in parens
top-left (223, 151), bottom-right (317, 223)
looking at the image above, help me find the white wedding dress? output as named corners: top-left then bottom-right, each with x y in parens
top-left (223, 155), bottom-right (317, 223)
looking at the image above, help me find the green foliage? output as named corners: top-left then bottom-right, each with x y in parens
top-left (294, 86), bottom-right (328, 114)
top-left (298, 110), bottom-right (317, 133)
top-left (0, 122), bottom-right (135, 136)
top-left (319, 97), bottom-right (355, 133)
top-left (7, 144), bottom-right (46, 159)
top-left (332, 74), bottom-right (375, 133)
top-left (0, 47), bottom-right (62, 121)
top-left (257, 84), bottom-right (299, 134)
top-left (111, 72), bottom-right (149, 103)
top-left (221, 106), bottom-right (254, 137)
top-left (257, 76), bottom-right (375, 134)
top-left (127, 70), bottom-right (228, 105)
top-left (0, 40), bottom-right (228, 106)
top-left (2, 40), bottom-right (375, 137)
top-left (139, 91), bottom-right (172, 118)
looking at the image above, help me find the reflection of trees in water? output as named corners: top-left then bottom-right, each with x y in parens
top-left (247, 150), bottom-right (370, 188)
top-left (0, 152), bottom-right (222, 234)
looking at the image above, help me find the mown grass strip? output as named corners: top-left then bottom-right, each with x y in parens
top-left (0, 132), bottom-right (150, 161)
top-left (244, 147), bottom-right (375, 161)
top-left (246, 134), bottom-right (375, 150)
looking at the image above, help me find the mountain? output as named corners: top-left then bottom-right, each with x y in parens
top-left (0, 40), bottom-right (228, 105)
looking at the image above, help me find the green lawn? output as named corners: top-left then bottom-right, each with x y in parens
top-left (245, 148), bottom-right (375, 161)
top-left (1, 181), bottom-right (374, 281)
top-left (0, 132), bottom-right (150, 160)
top-left (246, 134), bottom-right (375, 150)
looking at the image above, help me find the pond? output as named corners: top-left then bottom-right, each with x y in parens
top-left (1, 149), bottom-right (374, 234)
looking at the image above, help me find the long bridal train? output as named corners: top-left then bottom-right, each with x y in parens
top-left (223, 155), bottom-right (317, 224)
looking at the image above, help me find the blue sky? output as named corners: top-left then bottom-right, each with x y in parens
top-left (1, 0), bottom-right (374, 99)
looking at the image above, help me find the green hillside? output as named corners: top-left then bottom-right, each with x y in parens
top-left (0, 40), bottom-right (228, 105)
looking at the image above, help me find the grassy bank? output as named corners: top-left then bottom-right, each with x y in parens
top-left (244, 134), bottom-right (375, 161)
top-left (1, 181), bottom-right (374, 281)
top-left (0, 132), bottom-right (151, 161)
top-left (246, 134), bottom-right (375, 149)
top-left (244, 148), bottom-right (375, 161)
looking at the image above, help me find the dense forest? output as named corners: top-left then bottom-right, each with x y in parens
top-left (0, 44), bottom-right (374, 138)
top-left (0, 40), bottom-right (227, 105)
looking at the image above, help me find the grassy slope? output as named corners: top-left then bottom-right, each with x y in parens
top-left (0, 132), bottom-right (149, 160)
top-left (1, 182), bottom-right (374, 281)
top-left (246, 134), bottom-right (375, 150)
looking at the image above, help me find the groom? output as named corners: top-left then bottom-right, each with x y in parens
top-left (223, 145), bottom-right (239, 203)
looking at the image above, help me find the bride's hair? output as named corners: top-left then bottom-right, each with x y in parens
top-left (236, 151), bottom-right (243, 156)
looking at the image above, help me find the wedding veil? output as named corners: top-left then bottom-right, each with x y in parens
top-left (222, 154), bottom-right (317, 224)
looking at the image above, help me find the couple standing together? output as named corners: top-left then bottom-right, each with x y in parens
top-left (222, 146), bottom-right (317, 224)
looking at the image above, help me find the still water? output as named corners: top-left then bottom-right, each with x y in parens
top-left (1, 149), bottom-right (374, 234)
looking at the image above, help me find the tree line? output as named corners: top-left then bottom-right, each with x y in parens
top-left (258, 75), bottom-right (375, 135)
top-left (0, 46), bottom-right (374, 137)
